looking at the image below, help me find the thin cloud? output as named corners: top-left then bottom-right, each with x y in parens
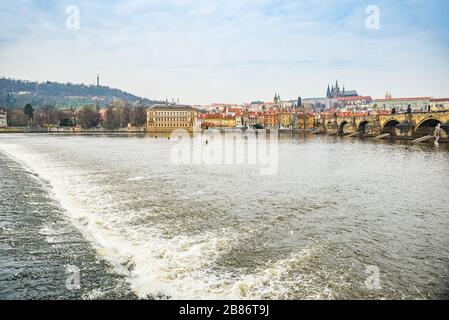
top-left (0, 0), bottom-right (448, 104)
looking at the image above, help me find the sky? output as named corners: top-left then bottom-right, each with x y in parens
top-left (0, 0), bottom-right (449, 104)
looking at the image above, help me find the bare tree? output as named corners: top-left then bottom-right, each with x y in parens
top-left (78, 105), bottom-right (100, 129)
top-left (103, 107), bottom-right (121, 130)
top-left (7, 108), bottom-right (27, 126)
top-left (121, 104), bottom-right (131, 127)
top-left (131, 106), bottom-right (147, 127)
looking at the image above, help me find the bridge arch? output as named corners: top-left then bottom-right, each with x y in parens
top-left (358, 121), bottom-right (369, 134)
top-left (338, 121), bottom-right (349, 134)
top-left (442, 122), bottom-right (449, 135)
top-left (327, 121), bottom-right (335, 128)
top-left (381, 119), bottom-right (400, 135)
top-left (415, 118), bottom-right (442, 137)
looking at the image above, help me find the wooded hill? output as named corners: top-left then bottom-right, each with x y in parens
top-left (0, 77), bottom-right (160, 108)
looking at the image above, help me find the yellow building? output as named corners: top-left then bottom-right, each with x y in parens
top-left (200, 114), bottom-right (236, 128)
top-left (295, 113), bottom-right (315, 130)
top-left (147, 105), bottom-right (198, 133)
top-left (278, 111), bottom-right (292, 128)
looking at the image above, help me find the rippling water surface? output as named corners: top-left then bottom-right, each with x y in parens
top-left (0, 133), bottom-right (448, 299)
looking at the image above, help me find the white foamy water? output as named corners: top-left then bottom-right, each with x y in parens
top-left (1, 134), bottom-right (448, 299)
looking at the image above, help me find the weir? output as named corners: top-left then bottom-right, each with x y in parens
top-left (411, 135), bottom-right (433, 143)
top-left (373, 133), bottom-right (390, 140)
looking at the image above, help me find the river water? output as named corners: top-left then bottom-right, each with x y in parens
top-left (0, 133), bottom-right (448, 300)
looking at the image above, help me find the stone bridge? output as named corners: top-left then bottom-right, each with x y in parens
top-left (316, 111), bottom-right (449, 139)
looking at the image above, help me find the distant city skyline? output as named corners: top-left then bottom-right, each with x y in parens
top-left (1, 0), bottom-right (449, 105)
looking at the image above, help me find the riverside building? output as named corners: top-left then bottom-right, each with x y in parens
top-left (0, 109), bottom-right (7, 128)
top-left (372, 97), bottom-right (432, 112)
top-left (199, 113), bottom-right (236, 128)
top-left (146, 104), bottom-right (198, 133)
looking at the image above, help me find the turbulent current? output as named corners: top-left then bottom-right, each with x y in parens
top-left (0, 133), bottom-right (448, 299)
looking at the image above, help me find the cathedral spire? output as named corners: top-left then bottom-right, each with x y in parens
top-left (274, 93), bottom-right (281, 105)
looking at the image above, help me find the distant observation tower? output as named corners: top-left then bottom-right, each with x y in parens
top-left (97, 74), bottom-right (100, 87)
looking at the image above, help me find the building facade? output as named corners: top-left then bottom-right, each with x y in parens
top-left (334, 96), bottom-right (373, 110)
top-left (293, 112), bottom-right (315, 130)
top-left (261, 110), bottom-right (280, 129)
top-left (430, 98), bottom-right (449, 110)
top-left (146, 105), bottom-right (198, 133)
top-left (278, 111), bottom-right (292, 128)
top-left (243, 112), bottom-right (260, 128)
top-left (0, 109), bottom-right (7, 128)
top-left (372, 97), bottom-right (431, 112)
top-left (235, 112), bottom-right (243, 127)
top-left (303, 97), bottom-right (328, 110)
top-left (199, 113), bottom-right (236, 128)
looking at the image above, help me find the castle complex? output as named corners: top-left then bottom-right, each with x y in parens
top-left (326, 80), bottom-right (358, 99)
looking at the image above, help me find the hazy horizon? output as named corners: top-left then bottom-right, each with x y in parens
top-left (1, 0), bottom-right (449, 105)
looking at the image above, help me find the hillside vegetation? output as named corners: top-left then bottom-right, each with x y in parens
top-left (0, 78), bottom-right (160, 108)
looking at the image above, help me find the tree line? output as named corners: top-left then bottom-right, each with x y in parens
top-left (7, 103), bottom-right (147, 129)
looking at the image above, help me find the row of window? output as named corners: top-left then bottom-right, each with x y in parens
top-left (149, 112), bottom-right (196, 116)
top-left (149, 123), bottom-right (194, 127)
top-left (150, 118), bottom-right (193, 122)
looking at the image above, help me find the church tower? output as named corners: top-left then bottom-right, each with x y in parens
top-left (274, 93), bottom-right (280, 106)
top-left (334, 80), bottom-right (340, 98)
